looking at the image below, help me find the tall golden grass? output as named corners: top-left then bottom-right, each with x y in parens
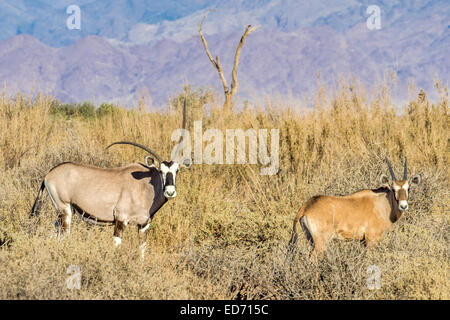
top-left (0, 79), bottom-right (448, 299)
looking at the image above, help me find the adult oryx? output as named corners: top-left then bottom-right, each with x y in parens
top-left (30, 101), bottom-right (191, 257)
top-left (288, 158), bottom-right (421, 260)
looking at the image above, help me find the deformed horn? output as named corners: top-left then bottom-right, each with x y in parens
top-left (172, 97), bottom-right (187, 162)
top-left (106, 141), bottom-right (163, 165)
top-left (403, 157), bottom-right (407, 180)
top-left (385, 157), bottom-right (397, 181)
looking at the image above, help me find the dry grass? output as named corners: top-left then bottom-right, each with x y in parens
top-left (0, 80), bottom-right (448, 299)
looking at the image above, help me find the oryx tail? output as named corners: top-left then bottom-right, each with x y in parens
top-left (288, 201), bottom-right (308, 248)
top-left (286, 201), bottom-right (309, 262)
top-left (30, 181), bottom-right (45, 217)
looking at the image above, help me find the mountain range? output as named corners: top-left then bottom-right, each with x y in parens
top-left (0, 0), bottom-right (448, 107)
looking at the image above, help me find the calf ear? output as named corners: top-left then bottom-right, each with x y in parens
top-left (410, 174), bottom-right (421, 186)
top-left (380, 174), bottom-right (390, 185)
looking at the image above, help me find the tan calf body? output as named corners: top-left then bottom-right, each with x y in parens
top-left (288, 158), bottom-right (420, 259)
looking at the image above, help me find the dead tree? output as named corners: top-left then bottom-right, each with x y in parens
top-left (198, 16), bottom-right (257, 113)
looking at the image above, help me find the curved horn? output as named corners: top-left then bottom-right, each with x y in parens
top-left (385, 157), bottom-right (397, 180)
top-left (403, 157), bottom-right (407, 180)
top-left (106, 141), bottom-right (163, 164)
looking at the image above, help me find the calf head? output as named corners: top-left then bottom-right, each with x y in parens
top-left (380, 157), bottom-right (421, 211)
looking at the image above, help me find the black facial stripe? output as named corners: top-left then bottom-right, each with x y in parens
top-left (165, 172), bottom-right (174, 186)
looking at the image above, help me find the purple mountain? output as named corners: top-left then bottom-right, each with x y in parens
top-left (0, 2), bottom-right (448, 107)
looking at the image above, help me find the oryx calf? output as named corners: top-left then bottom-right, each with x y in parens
top-left (288, 158), bottom-right (421, 260)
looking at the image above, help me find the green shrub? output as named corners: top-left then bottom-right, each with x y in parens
top-left (170, 85), bottom-right (214, 111)
top-left (97, 103), bottom-right (119, 117)
top-left (50, 101), bottom-right (120, 120)
top-left (78, 102), bottom-right (96, 119)
top-left (49, 102), bottom-right (78, 118)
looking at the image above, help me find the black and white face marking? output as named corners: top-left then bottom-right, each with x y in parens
top-left (160, 161), bottom-right (180, 199)
top-left (392, 180), bottom-right (410, 211)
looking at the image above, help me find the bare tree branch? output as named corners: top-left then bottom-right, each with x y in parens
top-left (214, 56), bottom-right (229, 94)
top-left (230, 25), bottom-right (258, 96)
top-left (198, 16), bottom-right (229, 94)
top-left (198, 14), bottom-right (258, 112)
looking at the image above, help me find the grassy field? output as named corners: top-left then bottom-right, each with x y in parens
top-left (0, 80), bottom-right (448, 299)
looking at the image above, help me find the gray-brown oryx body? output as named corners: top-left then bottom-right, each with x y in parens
top-left (32, 160), bottom-right (167, 229)
top-left (288, 158), bottom-right (421, 259)
top-left (30, 102), bottom-right (191, 257)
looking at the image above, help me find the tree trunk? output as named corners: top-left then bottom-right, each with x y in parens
top-left (224, 93), bottom-right (233, 113)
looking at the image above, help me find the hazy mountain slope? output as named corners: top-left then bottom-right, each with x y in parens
top-left (0, 0), bottom-right (448, 106)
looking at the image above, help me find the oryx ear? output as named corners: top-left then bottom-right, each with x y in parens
top-left (181, 157), bottom-right (192, 168)
top-left (380, 173), bottom-right (390, 186)
top-left (145, 156), bottom-right (156, 167)
top-left (410, 174), bottom-right (421, 186)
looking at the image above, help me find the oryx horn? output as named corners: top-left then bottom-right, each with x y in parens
top-left (106, 141), bottom-right (163, 164)
top-left (172, 96), bottom-right (187, 161)
top-left (403, 157), bottom-right (407, 180)
top-left (385, 157), bottom-right (397, 180)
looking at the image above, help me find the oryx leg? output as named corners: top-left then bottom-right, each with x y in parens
top-left (44, 181), bottom-right (72, 237)
top-left (55, 204), bottom-right (73, 236)
top-left (137, 222), bottom-right (150, 260)
top-left (113, 220), bottom-right (127, 247)
top-left (364, 231), bottom-right (383, 249)
top-left (310, 236), bottom-right (328, 261)
top-left (302, 216), bottom-right (329, 261)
